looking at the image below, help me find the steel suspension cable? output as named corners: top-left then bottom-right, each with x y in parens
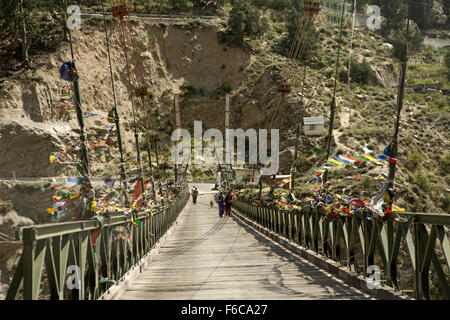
top-left (326, 0), bottom-right (347, 161)
top-left (100, 0), bottom-right (130, 204)
top-left (116, 14), bottom-right (146, 199)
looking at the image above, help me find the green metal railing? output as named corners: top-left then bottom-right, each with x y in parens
top-left (5, 187), bottom-right (189, 300)
top-left (233, 199), bottom-right (450, 300)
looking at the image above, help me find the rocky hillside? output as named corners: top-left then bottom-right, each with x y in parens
top-left (0, 13), bottom-right (448, 219)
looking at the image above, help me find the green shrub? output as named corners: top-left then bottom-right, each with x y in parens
top-left (438, 154), bottom-right (450, 175)
top-left (391, 29), bottom-right (422, 61)
top-left (220, 83), bottom-right (232, 93)
top-left (181, 81), bottom-right (195, 96)
top-left (412, 171), bottom-right (431, 193)
top-left (406, 150), bottom-right (423, 170)
top-left (339, 57), bottom-right (376, 85)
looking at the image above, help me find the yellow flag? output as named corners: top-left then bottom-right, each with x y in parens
top-left (70, 192), bottom-right (82, 199)
top-left (392, 205), bottom-right (406, 212)
top-left (361, 154), bottom-right (378, 162)
top-left (328, 158), bottom-right (343, 165)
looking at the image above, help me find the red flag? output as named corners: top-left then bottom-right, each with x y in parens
top-left (133, 180), bottom-right (150, 204)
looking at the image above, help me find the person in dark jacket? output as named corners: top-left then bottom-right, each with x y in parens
top-left (224, 192), bottom-right (233, 216)
top-left (216, 192), bottom-right (225, 217)
top-left (192, 187), bottom-right (199, 204)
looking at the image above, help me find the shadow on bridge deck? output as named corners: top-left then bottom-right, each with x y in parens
top-left (118, 195), bottom-right (374, 300)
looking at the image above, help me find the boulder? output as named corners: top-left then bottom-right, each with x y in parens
top-left (0, 120), bottom-right (76, 177)
top-left (279, 149), bottom-right (294, 175)
top-left (371, 62), bottom-right (397, 88)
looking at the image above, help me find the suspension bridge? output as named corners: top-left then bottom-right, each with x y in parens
top-left (2, 0), bottom-right (449, 301)
top-left (4, 182), bottom-right (449, 300)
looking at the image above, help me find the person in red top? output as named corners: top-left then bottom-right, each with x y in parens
top-left (224, 191), bottom-right (233, 216)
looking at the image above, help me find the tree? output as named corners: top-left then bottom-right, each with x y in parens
top-left (168, 0), bottom-right (193, 10)
top-left (228, 0), bottom-right (266, 43)
top-left (285, 4), bottom-right (318, 61)
top-left (380, 0), bottom-right (408, 37)
top-left (410, 0), bottom-right (433, 30)
top-left (0, 0), bottom-right (41, 65)
top-left (265, 0), bottom-right (291, 11)
top-left (444, 0), bottom-right (450, 17)
top-left (391, 21), bottom-right (422, 60)
top-left (19, 0), bottom-right (29, 66)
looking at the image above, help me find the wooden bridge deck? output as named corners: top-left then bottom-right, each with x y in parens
top-left (118, 195), bottom-right (374, 300)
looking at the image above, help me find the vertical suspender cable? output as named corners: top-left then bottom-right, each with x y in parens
top-left (388, 0), bottom-right (411, 188)
top-left (117, 19), bottom-right (146, 201)
top-left (100, 0), bottom-right (130, 204)
top-left (324, 0), bottom-right (347, 182)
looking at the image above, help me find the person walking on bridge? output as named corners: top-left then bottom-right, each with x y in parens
top-left (225, 191), bottom-right (233, 217)
top-left (192, 187), bottom-right (199, 204)
top-left (216, 192), bottom-right (224, 217)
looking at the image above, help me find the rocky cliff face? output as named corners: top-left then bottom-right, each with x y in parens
top-left (0, 18), bottom-right (250, 179)
top-left (0, 120), bottom-right (75, 177)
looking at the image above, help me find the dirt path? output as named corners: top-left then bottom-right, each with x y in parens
top-left (340, 107), bottom-right (351, 128)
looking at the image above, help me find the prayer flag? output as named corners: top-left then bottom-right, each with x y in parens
top-left (328, 158), bottom-right (343, 165)
top-left (361, 154), bottom-right (378, 162)
top-left (392, 205), bottom-right (405, 212)
top-left (104, 179), bottom-right (116, 188)
top-left (85, 113), bottom-right (100, 118)
top-left (107, 108), bottom-right (116, 123)
top-left (376, 155), bottom-right (388, 161)
top-left (343, 156), bottom-right (362, 162)
top-left (333, 156), bottom-right (349, 164)
top-left (353, 156), bottom-right (368, 162)
top-left (313, 147), bottom-right (325, 154)
top-left (50, 155), bottom-right (58, 163)
top-left (60, 62), bottom-right (72, 82)
top-left (68, 177), bottom-right (83, 183)
top-left (384, 145), bottom-right (395, 158)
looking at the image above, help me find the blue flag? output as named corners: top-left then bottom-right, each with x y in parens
top-left (84, 113), bottom-right (100, 118)
top-left (60, 62), bottom-right (72, 82)
top-left (67, 177), bottom-right (83, 184)
top-left (333, 156), bottom-right (349, 164)
top-left (384, 145), bottom-right (395, 158)
top-left (104, 179), bottom-right (116, 188)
